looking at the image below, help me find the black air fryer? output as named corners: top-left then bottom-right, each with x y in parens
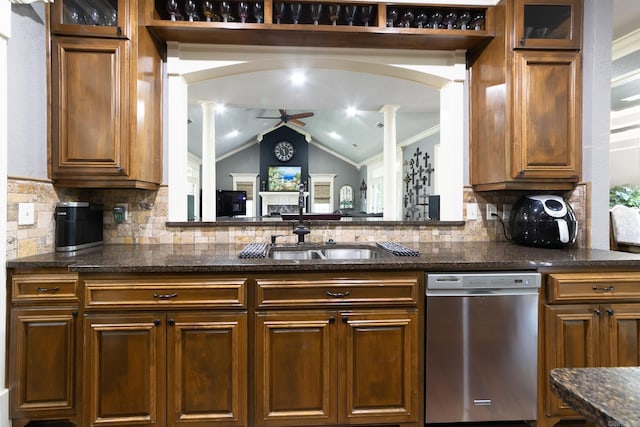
top-left (510, 195), bottom-right (578, 248)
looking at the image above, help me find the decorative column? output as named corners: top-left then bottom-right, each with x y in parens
top-left (167, 72), bottom-right (189, 222)
top-left (381, 104), bottom-right (400, 220)
top-left (439, 81), bottom-right (464, 221)
top-left (200, 101), bottom-right (217, 221)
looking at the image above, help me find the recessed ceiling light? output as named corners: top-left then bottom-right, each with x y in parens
top-left (622, 94), bottom-right (640, 102)
top-left (290, 71), bottom-right (306, 86)
top-left (346, 107), bottom-right (358, 117)
top-left (329, 131), bottom-right (341, 140)
top-left (215, 104), bottom-right (226, 113)
top-left (229, 129), bottom-right (239, 137)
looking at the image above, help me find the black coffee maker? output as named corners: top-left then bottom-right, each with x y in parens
top-left (509, 195), bottom-right (578, 248)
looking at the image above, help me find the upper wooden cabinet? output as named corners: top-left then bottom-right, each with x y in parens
top-left (48, 1), bottom-right (163, 190)
top-left (514, 0), bottom-right (582, 49)
top-left (469, 0), bottom-right (583, 191)
top-left (50, 0), bottom-right (131, 38)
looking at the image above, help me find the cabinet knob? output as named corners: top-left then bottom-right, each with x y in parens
top-left (594, 309), bottom-right (602, 316)
top-left (36, 286), bottom-right (60, 293)
top-left (168, 319), bottom-right (175, 325)
top-left (326, 290), bottom-right (350, 298)
top-left (592, 285), bottom-right (614, 293)
top-left (520, 36), bottom-right (526, 46)
top-left (153, 319), bottom-right (161, 326)
top-left (117, 26), bottom-right (122, 36)
top-left (153, 292), bottom-right (178, 300)
top-left (72, 310), bottom-right (78, 318)
top-left (328, 317), bottom-right (335, 324)
top-left (606, 308), bottom-right (615, 316)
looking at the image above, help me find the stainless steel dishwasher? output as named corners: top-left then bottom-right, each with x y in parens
top-left (425, 271), bottom-right (541, 423)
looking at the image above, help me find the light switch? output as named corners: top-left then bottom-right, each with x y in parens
top-left (18, 203), bottom-right (35, 225)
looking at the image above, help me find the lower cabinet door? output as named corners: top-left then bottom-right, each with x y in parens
top-left (605, 303), bottom-right (640, 367)
top-left (166, 312), bottom-right (247, 427)
top-left (544, 304), bottom-right (600, 417)
top-left (10, 308), bottom-right (77, 419)
top-left (255, 311), bottom-right (338, 427)
top-left (84, 313), bottom-right (166, 427)
top-left (339, 309), bottom-right (419, 425)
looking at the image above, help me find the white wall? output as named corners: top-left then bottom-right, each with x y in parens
top-left (582, 0), bottom-right (614, 249)
top-left (7, 3), bottom-right (48, 179)
top-left (1, 2), bottom-right (11, 426)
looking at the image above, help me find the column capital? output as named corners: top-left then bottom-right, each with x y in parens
top-left (379, 104), bottom-right (400, 113)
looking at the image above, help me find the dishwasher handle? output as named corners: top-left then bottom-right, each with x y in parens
top-left (426, 288), bottom-right (540, 297)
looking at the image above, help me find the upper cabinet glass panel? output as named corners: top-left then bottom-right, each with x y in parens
top-left (515, 0), bottom-right (582, 49)
top-left (51, 0), bottom-right (130, 38)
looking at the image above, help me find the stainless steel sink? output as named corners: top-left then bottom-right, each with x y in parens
top-left (267, 244), bottom-right (390, 260)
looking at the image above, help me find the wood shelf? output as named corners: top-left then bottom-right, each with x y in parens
top-left (144, 1), bottom-right (495, 51)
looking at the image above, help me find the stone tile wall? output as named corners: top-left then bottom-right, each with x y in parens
top-left (5, 177), bottom-right (590, 259)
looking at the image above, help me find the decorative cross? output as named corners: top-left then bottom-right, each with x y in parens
top-left (425, 162), bottom-right (435, 186)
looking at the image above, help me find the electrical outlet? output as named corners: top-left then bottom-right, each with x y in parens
top-left (466, 203), bottom-right (478, 220)
top-left (502, 204), bottom-right (512, 221)
top-left (486, 203), bottom-right (497, 220)
top-left (18, 203), bottom-right (35, 225)
top-left (113, 203), bottom-right (128, 222)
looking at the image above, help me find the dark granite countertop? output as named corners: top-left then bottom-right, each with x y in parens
top-left (550, 367), bottom-right (640, 427)
top-left (7, 242), bottom-right (640, 273)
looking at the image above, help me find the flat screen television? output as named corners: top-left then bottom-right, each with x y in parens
top-left (216, 190), bottom-right (247, 217)
top-left (268, 166), bottom-right (302, 191)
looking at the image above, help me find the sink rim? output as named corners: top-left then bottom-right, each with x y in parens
top-left (267, 243), bottom-right (392, 260)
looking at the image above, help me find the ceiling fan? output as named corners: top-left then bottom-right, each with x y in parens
top-left (257, 109), bottom-right (314, 126)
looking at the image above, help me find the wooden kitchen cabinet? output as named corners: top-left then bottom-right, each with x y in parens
top-left (469, 0), bottom-right (583, 191)
top-left (540, 272), bottom-right (640, 426)
top-left (7, 272), bottom-right (80, 427)
top-left (514, 0), bottom-right (582, 49)
top-left (254, 272), bottom-right (422, 427)
top-left (50, 0), bottom-right (131, 38)
top-left (48, 1), bottom-right (162, 190)
top-left (82, 276), bottom-right (249, 427)
top-left (84, 311), bottom-right (247, 427)
top-left (512, 50), bottom-right (581, 181)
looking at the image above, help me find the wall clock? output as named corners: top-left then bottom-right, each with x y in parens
top-left (274, 140), bottom-right (295, 162)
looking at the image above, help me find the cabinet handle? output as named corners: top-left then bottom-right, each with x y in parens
top-left (342, 316), bottom-right (348, 324)
top-left (606, 308), bottom-right (615, 316)
top-left (328, 317), bottom-right (335, 324)
top-left (36, 286), bottom-right (59, 293)
top-left (594, 309), bottom-right (602, 316)
top-left (72, 310), bottom-right (78, 317)
top-left (168, 319), bottom-right (175, 326)
top-left (520, 36), bottom-right (526, 46)
top-left (116, 26), bottom-right (122, 36)
top-left (326, 290), bottom-right (350, 298)
top-left (153, 292), bottom-right (178, 299)
top-left (592, 286), bottom-right (614, 293)
top-left (153, 319), bottom-right (161, 326)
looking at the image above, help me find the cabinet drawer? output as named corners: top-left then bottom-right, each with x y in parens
top-left (84, 277), bottom-right (247, 309)
top-left (12, 274), bottom-right (79, 304)
top-left (548, 272), bottom-right (640, 302)
top-left (256, 273), bottom-right (420, 309)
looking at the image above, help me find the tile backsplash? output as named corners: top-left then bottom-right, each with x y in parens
top-left (6, 177), bottom-right (590, 259)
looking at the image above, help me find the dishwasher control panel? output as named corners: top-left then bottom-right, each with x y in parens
top-left (426, 272), bottom-right (541, 290)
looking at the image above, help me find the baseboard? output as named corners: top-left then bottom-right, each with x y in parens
top-left (0, 388), bottom-right (9, 427)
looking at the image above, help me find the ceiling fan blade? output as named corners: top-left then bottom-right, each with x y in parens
top-left (256, 116), bottom-right (281, 119)
top-left (275, 120), bottom-right (284, 126)
top-left (289, 118), bottom-right (306, 126)
top-left (290, 112), bottom-right (314, 119)
top-left (279, 109), bottom-right (287, 116)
